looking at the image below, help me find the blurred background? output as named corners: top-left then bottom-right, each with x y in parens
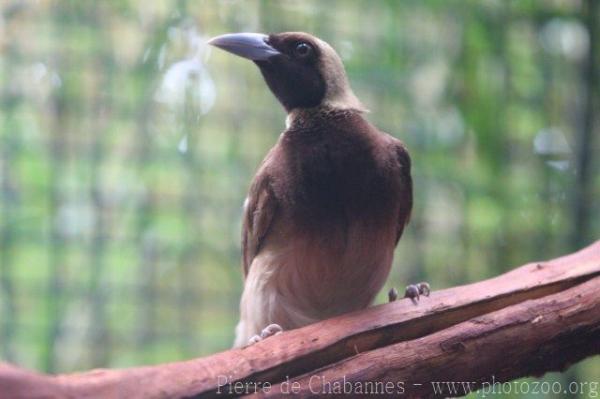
top-left (0, 0), bottom-right (598, 394)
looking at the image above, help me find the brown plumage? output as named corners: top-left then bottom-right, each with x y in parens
top-left (208, 32), bottom-right (412, 347)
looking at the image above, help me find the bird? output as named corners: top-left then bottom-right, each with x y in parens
top-left (208, 32), bottom-right (427, 347)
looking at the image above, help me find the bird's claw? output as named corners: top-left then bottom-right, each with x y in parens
top-left (404, 282), bottom-right (431, 304)
top-left (389, 282), bottom-right (431, 304)
top-left (248, 335), bottom-right (262, 344)
top-left (388, 287), bottom-right (399, 302)
top-left (418, 282), bottom-right (431, 297)
top-left (261, 323), bottom-right (283, 338)
top-left (247, 323), bottom-right (283, 345)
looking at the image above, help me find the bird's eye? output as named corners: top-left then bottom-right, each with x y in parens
top-left (294, 42), bottom-right (313, 58)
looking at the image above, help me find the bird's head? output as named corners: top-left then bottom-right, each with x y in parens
top-left (208, 32), bottom-right (365, 114)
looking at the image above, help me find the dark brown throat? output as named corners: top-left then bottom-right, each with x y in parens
top-left (254, 59), bottom-right (326, 112)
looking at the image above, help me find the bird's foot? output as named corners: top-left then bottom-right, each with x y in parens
top-left (404, 282), bottom-right (430, 304)
top-left (388, 283), bottom-right (431, 304)
top-left (388, 287), bottom-right (400, 302)
top-left (247, 323), bottom-right (283, 345)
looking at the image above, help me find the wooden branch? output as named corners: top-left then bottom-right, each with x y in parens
top-left (263, 274), bottom-right (600, 397)
top-left (1, 240), bottom-right (599, 398)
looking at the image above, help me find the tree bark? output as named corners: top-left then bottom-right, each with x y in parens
top-left (1, 240), bottom-right (599, 398)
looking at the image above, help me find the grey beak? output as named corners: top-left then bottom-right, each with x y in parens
top-left (208, 33), bottom-right (281, 61)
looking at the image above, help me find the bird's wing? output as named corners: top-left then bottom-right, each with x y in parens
top-left (241, 170), bottom-right (278, 278)
top-left (393, 139), bottom-right (413, 244)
